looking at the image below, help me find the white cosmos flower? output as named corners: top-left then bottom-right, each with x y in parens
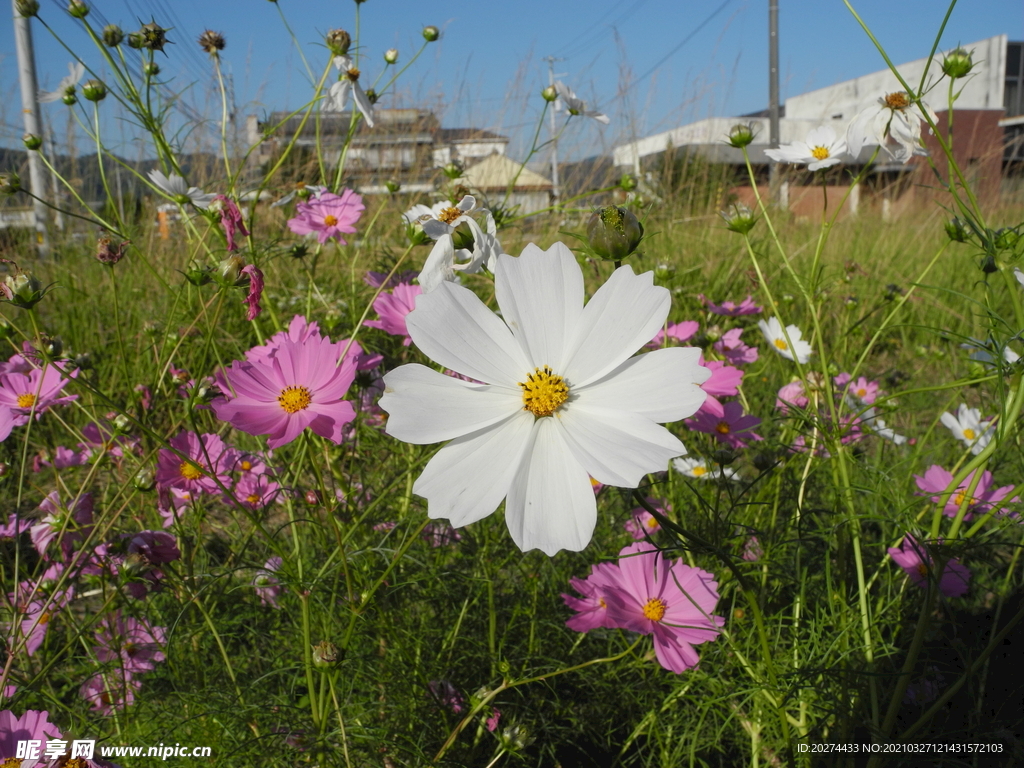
top-left (846, 91), bottom-right (936, 164)
top-left (765, 125), bottom-right (848, 171)
top-left (39, 61), bottom-right (85, 103)
top-left (417, 196), bottom-right (505, 291)
top-left (147, 170), bottom-right (216, 209)
top-left (327, 55), bottom-right (376, 127)
top-left (672, 456), bottom-right (740, 482)
top-left (403, 201), bottom-right (452, 225)
top-left (1014, 268), bottom-right (1024, 289)
top-left (857, 406), bottom-right (907, 445)
top-left (380, 242), bottom-right (709, 555)
top-left (554, 81), bottom-right (610, 124)
top-left (758, 317), bottom-right (813, 364)
top-left (940, 404), bottom-right (994, 456)
top-left (960, 338), bottom-right (1021, 366)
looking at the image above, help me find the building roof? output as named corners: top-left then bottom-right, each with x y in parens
top-left (461, 154), bottom-right (552, 191)
top-left (437, 128), bottom-right (508, 143)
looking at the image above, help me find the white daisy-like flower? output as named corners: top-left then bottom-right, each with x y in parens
top-left (403, 201), bottom-right (452, 225)
top-left (147, 170), bottom-right (216, 209)
top-left (960, 338), bottom-right (1021, 366)
top-left (858, 406), bottom-right (907, 445)
top-left (39, 61), bottom-right (85, 103)
top-left (672, 456), bottom-right (740, 482)
top-left (379, 242), bottom-right (710, 555)
top-left (326, 55), bottom-right (375, 127)
top-left (554, 81), bottom-right (610, 125)
top-left (940, 404), bottom-right (994, 456)
top-left (765, 125), bottom-right (848, 171)
top-left (1014, 268), bottom-right (1024, 289)
top-left (417, 196), bottom-right (505, 292)
top-left (758, 317), bottom-right (813, 364)
top-left (846, 91), bottom-right (936, 164)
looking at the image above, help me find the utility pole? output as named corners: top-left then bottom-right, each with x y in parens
top-left (12, 0), bottom-right (51, 256)
top-left (543, 56), bottom-right (564, 207)
top-left (768, 0), bottom-right (782, 208)
top-left (44, 125), bottom-right (64, 231)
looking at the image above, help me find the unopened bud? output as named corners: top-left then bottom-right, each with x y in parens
top-left (218, 255), bottom-right (244, 282)
top-left (4, 271), bottom-right (44, 309)
top-left (721, 203), bottom-right (756, 235)
top-left (653, 263), bottom-right (674, 280)
top-left (364, 88), bottom-right (379, 104)
top-left (541, 85), bottom-right (557, 102)
top-left (385, 179), bottom-right (401, 194)
top-left (23, 134), bottom-right (42, 151)
top-left (38, 335), bottom-right (62, 357)
top-left (134, 467), bottom-right (156, 491)
top-left (405, 219), bottom-right (430, 246)
top-left (127, 32), bottom-right (145, 49)
top-left (288, 243), bottom-right (310, 259)
top-left (82, 79), bottom-right (107, 102)
top-left (16, 0), bottom-right (39, 17)
top-left (586, 205), bottom-right (644, 260)
top-left (384, 48), bottom-right (399, 64)
top-left (994, 227), bottom-right (1020, 252)
top-left (422, 25), bottom-right (440, 42)
top-left (143, 62), bottom-right (161, 77)
top-left (727, 123), bottom-right (756, 148)
top-left (619, 173), bottom-right (638, 191)
top-left (944, 217), bottom-right (969, 243)
top-left (0, 173), bottom-right (21, 195)
top-left (442, 162), bottom-right (463, 180)
top-left (304, 489), bottom-right (321, 506)
top-left (326, 29), bottom-right (351, 56)
top-left (67, 0), bottom-right (88, 18)
top-left (103, 24), bottom-right (124, 47)
top-left (112, 413), bottom-right (132, 432)
top-left (941, 48), bottom-right (973, 79)
top-left (312, 640), bottom-right (339, 666)
top-left (184, 265), bottom-right (212, 286)
top-left (74, 352), bottom-right (92, 370)
top-left (62, 91), bottom-right (78, 106)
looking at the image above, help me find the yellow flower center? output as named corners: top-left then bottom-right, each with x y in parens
top-left (598, 597), bottom-right (607, 609)
top-left (278, 385), bottom-right (312, 414)
top-left (66, 760), bottom-right (88, 768)
top-left (17, 393), bottom-right (36, 408)
top-left (692, 465), bottom-right (707, 477)
top-left (437, 206), bottom-right (462, 224)
top-left (856, 388), bottom-right (867, 397)
top-left (642, 597), bottom-right (667, 622)
top-left (247, 493), bottom-right (261, 504)
top-left (240, 460), bottom-right (252, 471)
top-left (773, 338), bottom-right (789, 351)
top-left (884, 91), bottom-right (910, 110)
top-left (715, 422), bottom-right (731, 435)
top-left (916, 563), bottom-right (929, 577)
top-left (323, 215), bottom-right (338, 226)
top-left (3, 757), bottom-right (26, 768)
top-left (345, 67), bottom-right (361, 82)
top-left (519, 366), bottom-right (569, 417)
top-left (811, 145), bottom-right (830, 161)
top-left (953, 491), bottom-right (976, 508)
top-left (179, 461), bottom-right (204, 481)
top-left (646, 516), bottom-right (659, 529)
top-left (962, 428), bottom-right (975, 440)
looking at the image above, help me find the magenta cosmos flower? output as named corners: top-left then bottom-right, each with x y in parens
top-left (0, 362), bottom-right (77, 442)
top-left (913, 465), bottom-right (1017, 520)
top-left (155, 431), bottom-right (237, 494)
top-left (699, 294), bottom-right (762, 316)
top-left (95, 612), bottom-right (167, 674)
top-left (688, 400), bottom-right (762, 448)
top-left (562, 561), bottom-right (624, 632)
top-left (287, 189), bottom-right (365, 245)
top-left (364, 282), bottom-right (422, 346)
top-left (0, 709), bottom-right (63, 765)
top-left (713, 328), bottom-right (759, 365)
top-left (888, 534), bottom-right (970, 597)
top-left (696, 356), bottom-right (743, 418)
top-left (604, 542), bottom-right (724, 673)
top-left (213, 332), bottom-right (358, 448)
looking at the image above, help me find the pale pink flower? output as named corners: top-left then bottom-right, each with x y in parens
top-left (713, 327), bottom-right (759, 365)
top-left (287, 189), bottom-right (364, 244)
top-left (913, 465), bottom-right (1018, 520)
top-left (648, 320), bottom-right (699, 347)
top-left (0, 362), bottom-right (77, 442)
top-left (562, 562), bottom-right (624, 632)
top-left (699, 294), bottom-right (762, 316)
top-left (364, 282), bottom-right (422, 346)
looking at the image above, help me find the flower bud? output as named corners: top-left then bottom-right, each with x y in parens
top-left (653, 262), bottom-right (674, 280)
top-left (364, 88), bottom-right (379, 105)
top-left (62, 92), bottom-right (77, 106)
top-left (312, 640), bottom-right (339, 666)
top-left (127, 32), bottom-right (144, 49)
top-left (0, 173), bottom-right (21, 195)
top-left (994, 227), bottom-right (1020, 251)
top-left (727, 123), bottom-right (756, 148)
top-left (4, 271), bottom-right (44, 309)
top-left (326, 29), bottom-right (351, 56)
top-left (96, 232), bottom-right (129, 265)
top-left (944, 216), bottom-right (969, 242)
top-left (385, 179), bottom-right (401, 194)
top-left (586, 205), bottom-right (644, 260)
top-left (198, 29), bottom-right (225, 54)
top-left (134, 467), bottom-right (156, 491)
top-left (139, 22), bottom-right (169, 52)
top-left (143, 62), bottom-right (161, 77)
top-left (82, 80), bottom-right (107, 102)
top-left (67, 0), bottom-right (88, 18)
top-left (405, 218), bottom-right (430, 246)
top-left (218, 255), bottom-right (244, 283)
top-left (112, 413), bottom-right (132, 432)
top-left (23, 134), bottom-right (42, 151)
top-left (941, 48), bottom-right (973, 79)
top-left (422, 25), bottom-right (440, 42)
top-left (541, 85), bottom-right (557, 102)
top-left (619, 172), bottom-right (638, 191)
top-left (74, 351), bottom-right (92, 370)
top-left (288, 243), bottom-right (310, 259)
top-left (980, 254), bottom-right (998, 274)
top-left (102, 24), bottom-right (124, 46)
top-left (752, 451), bottom-right (775, 472)
top-left (184, 265), bottom-right (212, 286)
top-left (384, 48), bottom-right (399, 64)
top-left (16, 0), bottom-right (39, 17)
top-left (720, 203), bottom-right (756, 235)
top-left (304, 489), bottom-right (321, 507)
top-left (442, 162), bottom-right (463, 180)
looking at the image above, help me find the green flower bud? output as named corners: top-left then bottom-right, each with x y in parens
top-left (312, 640), bottom-right (339, 666)
top-left (326, 29), bottom-right (351, 56)
top-left (288, 243), bottom-right (310, 259)
top-left (980, 253), bottom-right (998, 274)
top-left (586, 205), bottom-right (644, 260)
top-left (720, 203), bottom-right (756, 234)
top-left (422, 25), bottom-right (440, 42)
top-left (384, 48), bottom-right (399, 64)
top-left (218, 255), bottom-right (244, 283)
top-left (541, 85), bottom-right (557, 102)
top-left (385, 179), bottom-right (401, 194)
top-left (134, 467), bottom-right (156, 491)
top-left (364, 88), bottom-right (379, 104)
top-left (704, 324), bottom-right (722, 342)
top-left (61, 92), bottom-right (78, 106)
top-left (941, 48), bottom-right (973, 79)
top-left (127, 32), bottom-right (144, 49)
top-left (73, 351), bottom-right (92, 369)
top-left (4, 270), bottom-right (45, 309)
top-left (441, 162), bottom-right (463, 180)
top-left (103, 24), bottom-right (124, 47)
top-left (994, 227), bottom-right (1020, 251)
top-left (138, 22), bottom-right (169, 52)
top-left (0, 172), bottom-right (21, 195)
top-left (16, 0), bottom-right (40, 17)
top-left (619, 172), bottom-right (638, 191)
top-left (38, 334), bottom-right (62, 357)
top-left (405, 218), bottom-right (430, 246)
top-left (726, 122), bottom-right (756, 148)
top-left (82, 79), bottom-right (107, 102)
top-left (143, 61), bottom-right (160, 77)
top-left (944, 216), bottom-right (969, 242)
top-left (184, 265), bottom-right (212, 286)
top-left (67, 0), bottom-right (88, 18)
top-left (653, 262), bottom-right (674, 280)
top-left (23, 134), bottom-right (42, 151)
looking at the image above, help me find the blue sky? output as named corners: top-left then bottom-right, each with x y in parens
top-left (0, 0), bottom-right (1018, 160)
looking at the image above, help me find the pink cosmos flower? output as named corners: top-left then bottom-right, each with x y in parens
top-left (33, 444), bottom-right (89, 471)
top-left (742, 536), bottom-right (763, 561)
top-left (648, 320), bottom-right (699, 347)
top-left (128, 530), bottom-right (180, 564)
top-left (156, 431), bottom-right (237, 495)
top-left (845, 375), bottom-right (880, 404)
top-left (211, 194), bottom-right (249, 252)
top-left (4, 585), bottom-right (71, 657)
top-left (81, 670), bottom-right (140, 715)
top-left (887, 534), bottom-right (970, 598)
top-left (254, 556), bottom-right (283, 607)
top-left (688, 400), bottom-right (762, 448)
top-left (94, 612), bottom-right (167, 674)
top-left (486, 708), bottom-right (501, 732)
top-left (30, 492), bottom-right (94, 560)
top-left (0, 362), bottom-right (77, 442)
top-left (233, 471), bottom-right (282, 510)
top-left (213, 333), bottom-right (358, 449)
top-left (624, 499), bottom-right (665, 540)
top-left (364, 269), bottom-right (419, 289)
top-left (775, 380), bottom-right (808, 412)
top-left (603, 542), bottom-right (724, 673)
top-left (422, 522), bottom-right (461, 547)
top-left (697, 356), bottom-right (743, 418)
top-left (699, 294), bottom-right (762, 316)
top-left (240, 264), bottom-right (264, 321)
top-left (0, 352), bottom-right (33, 375)
top-left (913, 465), bottom-right (1018, 520)
top-left (428, 680), bottom-right (465, 714)
top-left (287, 189), bottom-right (365, 244)
top-left (713, 327), bottom-right (759, 365)
top-left (0, 709), bottom-right (63, 764)
top-left (562, 561), bottom-right (624, 632)
top-left (363, 283), bottom-right (422, 346)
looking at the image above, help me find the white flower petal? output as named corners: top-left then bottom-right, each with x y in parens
top-left (407, 280), bottom-right (531, 385)
top-left (505, 418), bottom-right (595, 555)
top-left (380, 364), bottom-right (521, 443)
top-left (414, 411), bottom-right (535, 527)
top-left (557, 404), bottom-right (686, 487)
top-left (352, 84), bottom-right (376, 127)
top-left (576, 347), bottom-right (709, 422)
top-left (564, 266), bottom-right (670, 387)
top-left (493, 243), bottom-right (583, 371)
top-left (418, 235), bottom-right (456, 292)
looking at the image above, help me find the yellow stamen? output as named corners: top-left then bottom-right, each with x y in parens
top-left (692, 466), bottom-right (707, 477)
top-left (916, 563), bottom-right (929, 577)
top-left (856, 388), bottom-right (867, 397)
top-left (437, 206), bottom-right (462, 224)
top-left (962, 428), bottom-right (976, 441)
top-left (16, 393), bottom-right (36, 408)
top-left (646, 517), bottom-right (659, 529)
top-left (247, 493), bottom-right (261, 505)
top-left (346, 67), bottom-right (361, 81)
top-left (715, 422), bottom-right (731, 435)
top-left (278, 385), bottom-right (312, 414)
top-left (240, 460), bottom-right (252, 471)
top-left (773, 338), bottom-right (788, 351)
top-left (884, 91), bottom-right (910, 110)
top-left (323, 215), bottom-right (338, 226)
top-left (642, 597), bottom-right (667, 622)
top-left (179, 461), bottom-right (204, 481)
top-left (811, 146), bottom-right (830, 161)
top-left (4, 758), bottom-right (27, 768)
top-left (519, 366), bottom-right (570, 417)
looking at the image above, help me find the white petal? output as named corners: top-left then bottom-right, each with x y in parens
top-left (380, 364), bottom-right (522, 443)
top-left (418, 236), bottom-right (456, 292)
top-left (804, 125), bottom-right (837, 147)
top-left (493, 243), bottom-right (583, 371)
top-left (407, 280), bottom-right (531, 385)
top-left (575, 347), bottom-right (709, 422)
top-left (556, 404), bottom-right (686, 487)
top-left (352, 84), bottom-right (376, 127)
top-left (563, 266), bottom-right (670, 388)
top-left (505, 418), bottom-right (595, 555)
top-left (413, 411), bottom-right (535, 527)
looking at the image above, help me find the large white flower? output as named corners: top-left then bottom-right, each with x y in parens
top-left (758, 317), bottom-right (813, 364)
top-left (417, 196), bottom-right (505, 292)
top-left (39, 61), bottom-right (85, 103)
top-left (147, 170), bottom-right (216, 209)
top-left (765, 125), bottom-right (848, 171)
top-left (326, 55), bottom-right (376, 127)
top-left (380, 242), bottom-right (709, 555)
top-left (554, 81), bottom-right (610, 125)
top-left (940, 404), bottom-right (994, 456)
top-left (846, 91), bottom-right (935, 164)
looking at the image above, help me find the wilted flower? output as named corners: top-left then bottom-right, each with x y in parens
top-left (240, 264), bottom-right (264, 321)
top-left (96, 232), bottom-right (130, 265)
top-left (197, 29), bottom-right (225, 54)
top-left (137, 21), bottom-right (169, 52)
top-left (326, 55), bottom-right (375, 126)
